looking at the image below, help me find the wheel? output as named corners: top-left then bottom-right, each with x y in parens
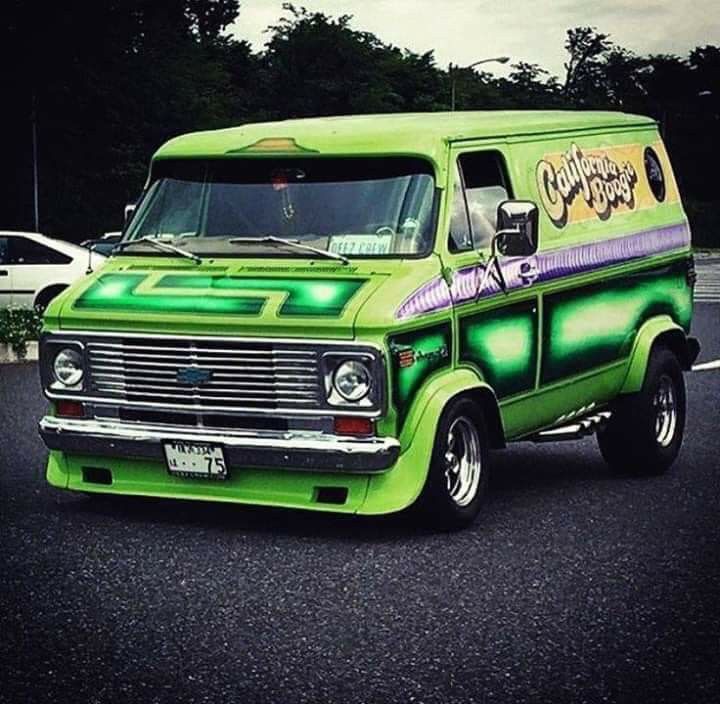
top-left (34, 286), bottom-right (66, 314)
top-left (415, 397), bottom-right (489, 531)
top-left (597, 346), bottom-right (686, 475)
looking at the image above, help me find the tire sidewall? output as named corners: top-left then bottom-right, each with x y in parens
top-left (417, 396), bottom-right (490, 530)
top-left (599, 346), bottom-right (687, 473)
top-left (639, 347), bottom-right (686, 468)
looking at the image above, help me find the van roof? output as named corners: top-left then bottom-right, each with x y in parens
top-left (153, 110), bottom-right (656, 166)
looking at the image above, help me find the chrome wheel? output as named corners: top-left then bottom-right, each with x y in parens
top-left (653, 375), bottom-right (677, 448)
top-left (444, 416), bottom-right (482, 507)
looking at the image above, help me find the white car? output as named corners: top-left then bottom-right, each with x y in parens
top-left (0, 231), bottom-right (106, 311)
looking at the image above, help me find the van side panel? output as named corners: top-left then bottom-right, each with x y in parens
top-left (541, 259), bottom-right (692, 383)
top-left (458, 299), bottom-right (538, 397)
top-left (501, 126), bottom-right (692, 434)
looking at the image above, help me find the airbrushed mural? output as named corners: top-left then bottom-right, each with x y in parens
top-left (395, 137), bottom-right (692, 419)
top-left (535, 142), bottom-right (679, 228)
top-left (74, 273), bottom-right (367, 318)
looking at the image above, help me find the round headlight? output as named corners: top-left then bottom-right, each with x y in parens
top-left (53, 348), bottom-right (84, 386)
top-left (333, 359), bottom-right (371, 402)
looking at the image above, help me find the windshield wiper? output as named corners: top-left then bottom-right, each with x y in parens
top-left (113, 236), bottom-right (202, 264)
top-left (228, 236), bottom-right (349, 265)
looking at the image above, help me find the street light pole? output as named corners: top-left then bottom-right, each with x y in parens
top-left (450, 56), bottom-right (510, 111)
top-left (31, 93), bottom-right (39, 232)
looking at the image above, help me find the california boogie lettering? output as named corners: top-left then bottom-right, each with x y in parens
top-left (536, 143), bottom-right (639, 228)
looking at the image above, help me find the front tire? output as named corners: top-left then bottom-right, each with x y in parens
top-left (597, 346), bottom-right (686, 475)
top-left (415, 397), bottom-right (489, 531)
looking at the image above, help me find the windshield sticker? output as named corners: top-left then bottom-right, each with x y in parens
top-left (328, 234), bottom-right (393, 256)
top-left (536, 142), bottom-right (677, 229)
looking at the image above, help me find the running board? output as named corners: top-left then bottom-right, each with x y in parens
top-left (530, 411), bottom-right (612, 443)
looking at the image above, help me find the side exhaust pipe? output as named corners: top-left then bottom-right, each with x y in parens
top-left (530, 411), bottom-right (612, 443)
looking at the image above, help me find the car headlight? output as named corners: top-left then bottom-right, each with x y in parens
top-left (53, 348), bottom-right (84, 387)
top-left (332, 359), bottom-right (371, 402)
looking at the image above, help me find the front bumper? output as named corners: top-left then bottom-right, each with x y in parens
top-left (38, 416), bottom-right (400, 473)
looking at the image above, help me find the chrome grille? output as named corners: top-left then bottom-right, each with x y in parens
top-left (87, 338), bottom-right (322, 412)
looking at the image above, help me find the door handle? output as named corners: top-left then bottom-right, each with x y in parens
top-left (0, 270), bottom-right (8, 277)
top-left (519, 258), bottom-right (539, 287)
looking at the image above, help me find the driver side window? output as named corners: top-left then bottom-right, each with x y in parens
top-left (448, 150), bottom-right (512, 252)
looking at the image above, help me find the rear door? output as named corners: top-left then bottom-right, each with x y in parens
top-left (6, 235), bottom-right (73, 307)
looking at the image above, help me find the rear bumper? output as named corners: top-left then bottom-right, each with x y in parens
top-left (38, 416), bottom-right (400, 473)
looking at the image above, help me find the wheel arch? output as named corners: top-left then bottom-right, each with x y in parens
top-left (34, 284), bottom-right (69, 310)
top-left (620, 315), bottom-right (700, 394)
top-left (362, 367), bottom-right (505, 516)
top-left (457, 385), bottom-right (506, 449)
top-left (399, 367), bottom-right (506, 450)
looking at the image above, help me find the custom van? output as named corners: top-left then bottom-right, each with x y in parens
top-left (38, 111), bottom-right (699, 529)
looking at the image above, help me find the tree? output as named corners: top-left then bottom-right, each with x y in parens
top-left (259, 4), bottom-right (447, 117)
top-left (3, 4), bottom-right (718, 246)
top-left (563, 26), bottom-right (612, 103)
top-left (2, 0), bottom-right (242, 238)
top-left (505, 62), bottom-right (562, 108)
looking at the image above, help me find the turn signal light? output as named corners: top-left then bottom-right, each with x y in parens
top-left (334, 416), bottom-right (373, 436)
top-left (56, 400), bottom-right (85, 418)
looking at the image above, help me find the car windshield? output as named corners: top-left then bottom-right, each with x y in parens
top-left (124, 157), bottom-right (437, 258)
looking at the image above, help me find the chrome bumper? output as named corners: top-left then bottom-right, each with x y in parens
top-left (38, 416), bottom-right (400, 473)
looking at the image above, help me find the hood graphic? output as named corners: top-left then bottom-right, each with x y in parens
top-left (74, 272), bottom-right (367, 318)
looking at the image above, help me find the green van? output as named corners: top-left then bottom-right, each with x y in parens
top-left (38, 111), bottom-right (700, 529)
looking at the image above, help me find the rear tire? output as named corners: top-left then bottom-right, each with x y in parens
top-left (34, 286), bottom-right (67, 314)
top-left (415, 396), bottom-right (489, 531)
top-left (597, 346), bottom-right (686, 475)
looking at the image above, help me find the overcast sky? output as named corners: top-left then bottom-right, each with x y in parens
top-left (229, 0), bottom-right (720, 78)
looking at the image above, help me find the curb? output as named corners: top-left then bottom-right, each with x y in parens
top-left (0, 342), bottom-right (39, 364)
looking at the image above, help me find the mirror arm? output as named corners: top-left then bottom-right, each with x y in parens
top-left (474, 229), bottom-right (516, 301)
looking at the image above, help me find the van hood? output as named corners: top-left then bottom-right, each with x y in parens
top-left (53, 256), bottom-right (406, 340)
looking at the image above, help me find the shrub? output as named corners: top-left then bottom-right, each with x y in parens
top-left (0, 307), bottom-right (43, 360)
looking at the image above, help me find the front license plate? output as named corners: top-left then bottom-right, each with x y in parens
top-left (164, 442), bottom-right (228, 479)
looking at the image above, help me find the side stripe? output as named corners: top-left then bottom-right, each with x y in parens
top-left (396, 222), bottom-right (690, 319)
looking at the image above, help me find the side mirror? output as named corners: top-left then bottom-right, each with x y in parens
top-left (494, 200), bottom-right (539, 257)
top-left (124, 202), bottom-right (136, 226)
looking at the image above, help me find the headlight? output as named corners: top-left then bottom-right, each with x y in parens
top-left (333, 359), bottom-right (371, 402)
top-left (53, 348), bottom-right (84, 387)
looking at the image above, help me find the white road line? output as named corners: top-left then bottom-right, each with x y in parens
top-left (692, 359), bottom-right (720, 372)
top-left (695, 260), bottom-right (720, 306)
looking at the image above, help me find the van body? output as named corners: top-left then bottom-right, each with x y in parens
top-left (38, 111), bottom-right (699, 529)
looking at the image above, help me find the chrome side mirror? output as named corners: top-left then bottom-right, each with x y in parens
top-left (494, 200), bottom-right (539, 257)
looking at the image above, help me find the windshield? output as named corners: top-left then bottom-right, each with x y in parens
top-left (124, 157), bottom-right (437, 258)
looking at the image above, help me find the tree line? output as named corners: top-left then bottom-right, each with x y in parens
top-left (4, 2), bottom-right (719, 245)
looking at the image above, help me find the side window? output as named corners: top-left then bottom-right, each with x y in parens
top-left (0, 238), bottom-right (8, 265)
top-left (644, 146), bottom-right (666, 203)
top-left (8, 237), bottom-right (72, 265)
top-left (457, 151), bottom-right (511, 249)
top-left (449, 164), bottom-right (472, 252)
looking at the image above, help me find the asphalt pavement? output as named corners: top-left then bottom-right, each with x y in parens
top-left (694, 253), bottom-right (720, 303)
top-left (1, 304), bottom-right (718, 704)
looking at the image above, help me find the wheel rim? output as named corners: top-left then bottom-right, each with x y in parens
top-left (653, 375), bottom-right (678, 448)
top-left (444, 416), bottom-right (482, 507)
